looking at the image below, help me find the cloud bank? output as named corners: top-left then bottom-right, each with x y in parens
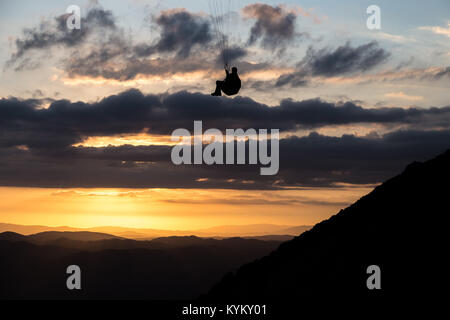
top-left (0, 89), bottom-right (449, 189)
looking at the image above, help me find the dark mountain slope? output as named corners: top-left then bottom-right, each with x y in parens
top-left (206, 150), bottom-right (450, 300)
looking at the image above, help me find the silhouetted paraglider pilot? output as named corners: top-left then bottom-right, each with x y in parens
top-left (211, 66), bottom-right (241, 96)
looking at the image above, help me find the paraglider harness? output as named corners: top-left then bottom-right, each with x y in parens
top-left (212, 65), bottom-right (241, 96)
top-left (222, 65), bottom-right (241, 95)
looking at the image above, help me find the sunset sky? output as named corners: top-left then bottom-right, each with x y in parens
top-left (0, 0), bottom-right (449, 230)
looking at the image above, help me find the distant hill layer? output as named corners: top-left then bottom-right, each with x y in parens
top-left (0, 232), bottom-right (285, 299)
top-left (0, 223), bottom-right (311, 239)
top-left (28, 231), bottom-right (122, 243)
top-left (0, 231), bottom-right (290, 251)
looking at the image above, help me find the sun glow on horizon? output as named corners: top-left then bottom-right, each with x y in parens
top-left (74, 133), bottom-right (177, 147)
top-left (0, 186), bottom-right (372, 231)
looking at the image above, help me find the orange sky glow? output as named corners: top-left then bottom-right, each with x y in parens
top-left (0, 186), bottom-right (373, 230)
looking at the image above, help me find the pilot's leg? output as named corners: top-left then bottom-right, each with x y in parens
top-left (211, 81), bottom-right (223, 96)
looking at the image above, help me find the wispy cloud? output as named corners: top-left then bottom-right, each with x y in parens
top-left (385, 91), bottom-right (423, 101)
top-left (373, 32), bottom-right (416, 43)
top-left (419, 21), bottom-right (450, 37)
top-left (276, 41), bottom-right (390, 87)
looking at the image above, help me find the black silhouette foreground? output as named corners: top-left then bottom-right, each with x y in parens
top-left (205, 150), bottom-right (449, 301)
top-left (0, 150), bottom-right (448, 301)
top-left (211, 66), bottom-right (241, 96)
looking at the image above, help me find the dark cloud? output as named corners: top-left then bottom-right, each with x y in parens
top-left (132, 9), bottom-right (212, 59)
top-left (62, 9), bottom-right (217, 80)
top-left (303, 41), bottom-right (390, 76)
top-left (6, 7), bottom-right (117, 69)
top-left (1, 91), bottom-right (449, 189)
top-left (2, 90), bottom-right (450, 151)
top-left (277, 130), bottom-right (450, 187)
top-left (5, 4), bottom-right (298, 84)
top-left (7, 7), bottom-right (214, 77)
top-left (152, 9), bottom-right (212, 58)
top-left (276, 41), bottom-right (390, 87)
top-left (242, 4), bottom-right (299, 50)
top-left (275, 70), bottom-right (309, 87)
top-left (63, 33), bottom-right (134, 80)
top-left (218, 46), bottom-right (248, 65)
top-left (0, 128), bottom-right (449, 189)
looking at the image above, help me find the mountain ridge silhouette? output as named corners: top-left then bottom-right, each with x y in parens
top-left (205, 149), bottom-right (449, 300)
top-left (0, 223), bottom-right (311, 239)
